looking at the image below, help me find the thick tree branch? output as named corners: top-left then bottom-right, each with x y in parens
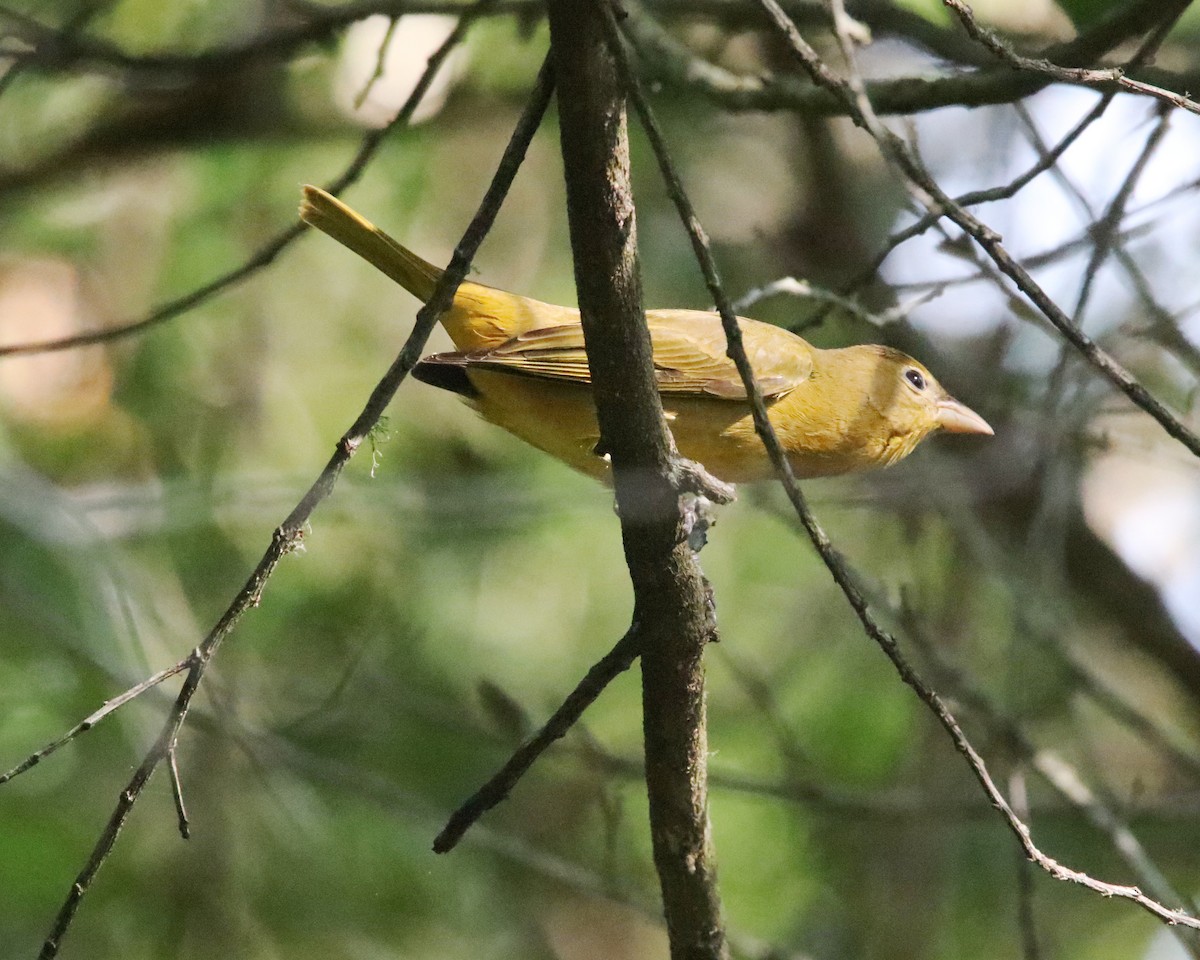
top-left (626, 0), bottom-right (1199, 117)
top-left (547, 4), bottom-right (728, 958)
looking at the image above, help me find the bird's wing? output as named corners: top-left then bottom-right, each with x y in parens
top-left (453, 309), bottom-right (813, 400)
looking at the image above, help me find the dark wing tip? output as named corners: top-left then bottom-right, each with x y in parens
top-left (413, 354), bottom-right (479, 398)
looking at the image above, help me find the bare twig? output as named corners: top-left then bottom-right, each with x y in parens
top-left (1012, 99), bottom-right (1200, 380)
top-left (0, 1), bottom-right (518, 79)
top-left (38, 653), bottom-right (207, 960)
top-left (0, 655), bottom-right (193, 785)
top-left (813, 7), bottom-right (1200, 938)
top-left (849, 8), bottom-right (1184, 321)
top-left (0, 0), bottom-right (1140, 83)
top-left (167, 745), bottom-right (190, 840)
top-left (34, 49), bottom-right (554, 960)
top-left (826, 89), bottom-right (1121, 321)
top-left (730, 274), bottom-right (944, 328)
top-left (622, 0), bottom-right (1199, 118)
top-left (1072, 104), bottom-right (1172, 322)
top-left (434, 626), bottom-right (641, 853)
top-left (904, 612), bottom-right (1200, 955)
top-left (353, 16), bottom-right (401, 109)
top-left (883, 211), bottom-right (1162, 297)
top-left (944, 0), bottom-right (1200, 117)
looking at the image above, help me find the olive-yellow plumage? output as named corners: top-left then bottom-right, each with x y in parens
top-left (300, 186), bottom-right (992, 483)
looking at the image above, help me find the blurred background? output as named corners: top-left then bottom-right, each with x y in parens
top-left (2, 0), bottom-right (1200, 958)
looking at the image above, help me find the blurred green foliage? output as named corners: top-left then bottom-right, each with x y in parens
top-left (2, 2), bottom-right (1200, 960)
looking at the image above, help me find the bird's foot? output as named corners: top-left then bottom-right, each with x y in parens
top-left (671, 456), bottom-right (736, 553)
top-left (669, 457), bottom-right (737, 505)
top-left (680, 493), bottom-right (720, 552)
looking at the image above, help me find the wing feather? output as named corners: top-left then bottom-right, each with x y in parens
top-left (442, 309), bottom-right (812, 400)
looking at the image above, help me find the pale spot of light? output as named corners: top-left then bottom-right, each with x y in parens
top-left (1084, 436), bottom-right (1200, 646)
top-left (0, 258), bottom-right (113, 427)
top-left (334, 15), bottom-right (470, 129)
top-left (1109, 488), bottom-right (1200, 584)
top-left (883, 88), bottom-right (1200, 348)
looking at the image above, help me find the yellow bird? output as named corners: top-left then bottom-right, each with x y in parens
top-left (300, 186), bottom-right (991, 483)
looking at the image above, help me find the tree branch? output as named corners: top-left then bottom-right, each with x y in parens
top-left (944, 0), bottom-right (1200, 117)
top-left (433, 626), bottom-right (641, 853)
top-left (625, 0), bottom-right (1200, 117)
top-left (0, 656), bottom-right (193, 785)
top-left (547, 4), bottom-right (728, 957)
top-left (903, 610), bottom-right (1200, 957)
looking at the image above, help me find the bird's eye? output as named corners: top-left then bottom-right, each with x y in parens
top-left (904, 368), bottom-right (926, 391)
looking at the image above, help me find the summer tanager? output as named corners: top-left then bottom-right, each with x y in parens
top-left (300, 186), bottom-right (991, 483)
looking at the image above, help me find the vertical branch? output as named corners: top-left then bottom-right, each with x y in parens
top-left (546, 4), bottom-right (728, 958)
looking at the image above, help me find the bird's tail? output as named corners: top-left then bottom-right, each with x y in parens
top-left (300, 185), bottom-right (440, 303)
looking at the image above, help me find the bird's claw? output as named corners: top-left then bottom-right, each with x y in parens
top-left (681, 493), bottom-right (719, 552)
top-left (671, 456), bottom-right (735, 553)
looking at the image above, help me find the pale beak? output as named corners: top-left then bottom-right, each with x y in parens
top-left (936, 396), bottom-right (993, 435)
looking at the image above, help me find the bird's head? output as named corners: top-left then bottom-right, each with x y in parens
top-left (817, 345), bottom-right (992, 467)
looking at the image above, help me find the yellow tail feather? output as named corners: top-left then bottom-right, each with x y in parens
top-left (300, 185), bottom-right (440, 303)
top-left (300, 185), bottom-right (580, 352)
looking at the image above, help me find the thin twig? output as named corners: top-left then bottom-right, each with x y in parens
top-left (813, 7), bottom-right (1200, 939)
top-left (884, 213), bottom-right (1157, 297)
top-left (826, 91), bottom-right (1119, 321)
top-left (904, 609), bottom-right (1200, 955)
top-left (1013, 95), bottom-right (1200, 380)
top-left (1073, 104), bottom-right (1172, 322)
top-left (38, 653), bottom-right (207, 960)
top-left (730, 274), bottom-right (944, 328)
top-left (34, 47), bottom-right (554, 960)
top-left (0, 656), bottom-right (193, 785)
top-left (353, 16), bottom-right (401, 109)
top-left (434, 626), bottom-right (641, 853)
top-left (167, 745), bottom-right (190, 840)
top-left (828, 10), bottom-right (1184, 317)
top-left (0, 1), bottom-right (521, 78)
top-left (0, 0), bottom-right (1093, 82)
top-left (944, 0), bottom-right (1200, 117)
top-left (622, 0), bottom-right (1198, 118)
